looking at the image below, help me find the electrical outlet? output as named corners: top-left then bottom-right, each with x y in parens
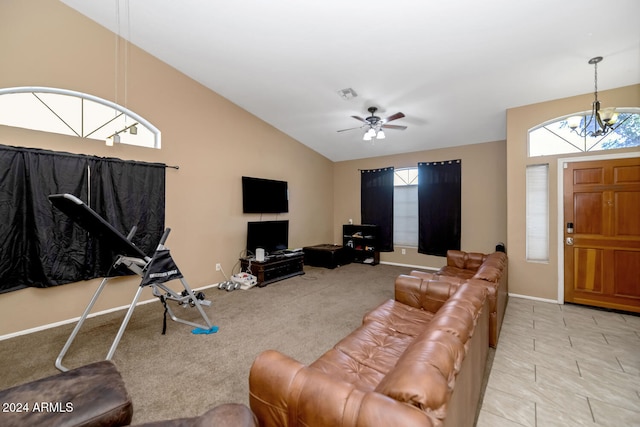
top-left (401, 248), bottom-right (406, 255)
top-left (215, 263), bottom-right (221, 271)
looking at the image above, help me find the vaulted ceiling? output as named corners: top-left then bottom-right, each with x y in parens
top-left (61, 0), bottom-right (640, 161)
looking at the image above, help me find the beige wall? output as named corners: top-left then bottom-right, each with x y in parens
top-left (333, 140), bottom-right (508, 269)
top-left (506, 84), bottom-right (640, 301)
top-left (0, 0), bottom-right (334, 335)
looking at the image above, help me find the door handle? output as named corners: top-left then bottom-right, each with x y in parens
top-left (565, 237), bottom-right (574, 246)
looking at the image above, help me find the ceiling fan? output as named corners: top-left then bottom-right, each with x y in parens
top-left (337, 107), bottom-right (407, 140)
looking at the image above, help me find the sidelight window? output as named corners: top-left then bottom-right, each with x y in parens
top-left (393, 167), bottom-right (418, 247)
top-left (526, 164), bottom-right (549, 262)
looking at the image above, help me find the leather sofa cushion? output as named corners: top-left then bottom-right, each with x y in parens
top-left (465, 252), bottom-right (486, 270)
top-left (446, 250), bottom-right (467, 269)
top-left (363, 299), bottom-right (434, 337)
top-left (428, 305), bottom-right (474, 344)
top-left (473, 265), bottom-right (501, 281)
top-left (445, 250), bottom-right (486, 271)
top-left (310, 297), bottom-right (438, 392)
top-left (437, 266), bottom-right (476, 280)
top-left (374, 328), bottom-right (465, 419)
top-left (0, 360), bottom-right (132, 427)
top-left (395, 274), bottom-right (460, 313)
top-left (310, 319), bottom-right (419, 391)
top-left (472, 252), bottom-right (507, 281)
top-left (447, 282), bottom-right (487, 315)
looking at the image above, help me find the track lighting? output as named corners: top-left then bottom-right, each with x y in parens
top-left (105, 123), bottom-right (138, 146)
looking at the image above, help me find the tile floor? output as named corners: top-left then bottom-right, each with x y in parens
top-left (476, 296), bottom-right (640, 427)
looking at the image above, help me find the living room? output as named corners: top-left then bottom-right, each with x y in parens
top-left (1, 1), bottom-right (639, 426)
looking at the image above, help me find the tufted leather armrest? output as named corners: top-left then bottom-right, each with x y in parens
top-left (249, 350), bottom-right (434, 427)
top-left (394, 274), bottom-right (459, 313)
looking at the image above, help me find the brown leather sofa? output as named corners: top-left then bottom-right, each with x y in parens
top-left (249, 274), bottom-right (489, 427)
top-left (411, 249), bottom-right (508, 347)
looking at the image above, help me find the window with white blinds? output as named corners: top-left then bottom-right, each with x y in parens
top-left (526, 164), bottom-right (549, 262)
top-left (393, 168), bottom-right (419, 247)
top-left (393, 184), bottom-right (418, 246)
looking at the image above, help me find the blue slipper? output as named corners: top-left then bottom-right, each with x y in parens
top-left (192, 325), bottom-right (219, 334)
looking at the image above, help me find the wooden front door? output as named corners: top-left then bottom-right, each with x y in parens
top-left (564, 156), bottom-right (640, 313)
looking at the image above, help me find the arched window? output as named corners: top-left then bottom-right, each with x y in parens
top-left (528, 108), bottom-right (640, 157)
top-left (0, 87), bottom-right (161, 149)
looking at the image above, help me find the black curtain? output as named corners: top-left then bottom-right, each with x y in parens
top-left (91, 159), bottom-right (166, 277)
top-left (0, 145), bottom-right (165, 293)
top-left (418, 160), bottom-right (461, 256)
top-left (361, 167), bottom-right (394, 252)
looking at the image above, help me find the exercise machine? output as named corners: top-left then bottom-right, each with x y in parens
top-left (49, 193), bottom-right (216, 372)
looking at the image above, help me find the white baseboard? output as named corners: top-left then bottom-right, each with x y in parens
top-left (508, 293), bottom-right (559, 304)
top-left (380, 261), bottom-right (439, 271)
top-left (0, 283), bottom-right (220, 342)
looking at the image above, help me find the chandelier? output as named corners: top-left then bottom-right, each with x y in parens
top-left (567, 56), bottom-right (619, 137)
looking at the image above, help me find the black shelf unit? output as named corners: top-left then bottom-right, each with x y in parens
top-left (343, 224), bottom-right (380, 265)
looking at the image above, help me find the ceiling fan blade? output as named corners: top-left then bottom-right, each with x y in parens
top-left (381, 124), bottom-right (407, 130)
top-left (351, 115), bottom-right (367, 123)
top-left (383, 112), bottom-right (405, 123)
top-left (337, 125), bottom-right (364, 133)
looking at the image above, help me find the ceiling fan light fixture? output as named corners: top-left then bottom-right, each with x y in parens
top-left (338, 106), bottom-right (406, 141)
top-left (362, 128), bottom-right (376, 141)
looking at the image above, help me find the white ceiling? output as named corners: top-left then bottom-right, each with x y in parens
top-left (60, 0), bottom-right (640, 162)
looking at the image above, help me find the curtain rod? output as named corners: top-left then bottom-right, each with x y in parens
top-left (165, 164), bottom-right (179, 170)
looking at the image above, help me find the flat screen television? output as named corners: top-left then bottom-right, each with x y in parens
top-left (242, 176), bottom-right (288, 213)
top-left (246, 220), bottom-right (289, 256)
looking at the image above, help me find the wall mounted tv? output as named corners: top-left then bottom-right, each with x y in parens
top-left (242, 176), bottom-right (289, 214)
top-left (246, 220), bottom-right (289, 256)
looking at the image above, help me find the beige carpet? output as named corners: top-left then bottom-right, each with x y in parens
top-left (0, 263), bottom-right (425, 424)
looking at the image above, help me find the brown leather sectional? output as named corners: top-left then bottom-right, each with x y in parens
top-left (249, 274), bottom-right (490, 427)
top-left (431, 249), bottom-right (508, 348)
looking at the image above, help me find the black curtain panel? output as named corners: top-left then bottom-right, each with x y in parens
top-left (0, 148), bottom-right (30, 293)
top-left (360, 167), bottom-right (394, 252)
top-left (24, 149), bottom-right (92, 287)
top-left (0, 144), bottom-right (166, 293)
top-left (91, 159), bottom-right (166, 277)
top-left (418, 160), bottom-right (461, 256)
